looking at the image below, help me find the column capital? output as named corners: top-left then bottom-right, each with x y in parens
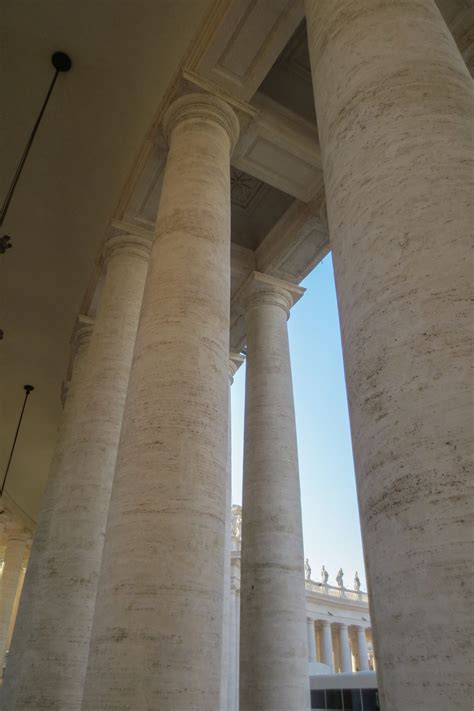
top-left (321, 620), bottom-right (331, 628)
top-left (163, 93), bottom-right (240, 152)
top-left (102, 232), bottom-right (152, 266)
top-left (71, 314), bottom-right (94, 356)
top-left (236, 271), bottom-right (305, 319)
top-left (229, 351), bottom-right (245, 382)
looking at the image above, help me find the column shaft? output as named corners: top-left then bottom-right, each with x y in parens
top-left (357, 626), bottom-right (369, 672)
top-left (0, 537), bottom-right (25, 662)
top-left (338, 625), bottom-right (352, 673)
top-left (321, 621), bottom-right (334, 672)
top-left (81, 94), bottom-right (239, 711)
top-left (240, 273), bottom-right (309, 711)
top-left (227, 580), bottom-right (236, 711)
top-left (305, 1), bottom-right (473, 708)
top-left (3, 234), bottom-right (150, 710)
top-left (307, 619), bottom-right (317, 664)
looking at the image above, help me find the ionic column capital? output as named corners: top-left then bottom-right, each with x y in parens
top-left (236, 272), bottom-right (305, 320)
top-left (102, 233), bottom-right (152, 266)
top-left (162, 93), bottom-right (240, 153)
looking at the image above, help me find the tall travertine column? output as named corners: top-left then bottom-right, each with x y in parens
top-left (3, 233), bottom-right (150, 710)
top-left (228, 546), bottom-right (241, 711)
top-left (356, 626), bottom-right (369, 672)
top-left (321, 621), bottom-right (334, 672)
top-left (305, 1), bottom-right (473, 708)
top-left (239, 272), bottom-right (309, 711)
top-left (0, 534), bottom-right (26, 662)
top-left (338, 624), bottom-right (352, 673)
top-left (81, 93), bottom-right (239, 711)
top-left (307, 618), bottom-right (317, 664)
top-left (220, 353), bottom-right (244, 711)
top-left (5, 555), bottom-right (27, 653)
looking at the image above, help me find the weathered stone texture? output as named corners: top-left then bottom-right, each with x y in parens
top-left (81, 93), bottom-right (239, 711)
top-left (239, 274), bottom-right (310, 711)
top-left (305, 1), bottom-right (474, 709)
top-left (3, 235), bottom-right (150, 710)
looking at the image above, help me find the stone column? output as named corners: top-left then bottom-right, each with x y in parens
top-left (307, 618), bottom-right (317, 664)
top-left (0, 534), bottom-right (26, 662)
top-left (228, 556), bottom-right (241, 711)
top-left (220, 353), bottom-right (244, 711)
top-left (5, 550), bottom-right (28, 654)
top-left (2, 232), bottom-right (150, 710)
top-left (305, 1), bottom-right (473, 708)
top-left (356, 626), bottom-right (369, 672)
top-left (81, 93), bottom-right (239, 711)
top-left (338, 624), bottom-right (352, 673)
top-left (320, 621), bottom-right (334, 672)
top-left (239, 272), bottom-right (309, 711)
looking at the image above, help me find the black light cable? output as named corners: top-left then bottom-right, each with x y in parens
top-left (0, 51), bottom-right (72, 254)
top-left (1, 385), bottom-right (35, 496)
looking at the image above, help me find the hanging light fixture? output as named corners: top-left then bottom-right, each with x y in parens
top-left (1, 385), bottom-right (35, 497)
top-left (0, 51), bottom-right (72, 254)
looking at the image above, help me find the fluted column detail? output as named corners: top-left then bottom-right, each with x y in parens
top-left (81, 93), bottom-right (239, 711)
top-left (3, 233), bottom-right (150, 710)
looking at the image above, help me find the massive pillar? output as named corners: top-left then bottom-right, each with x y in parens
top-left (3, 232), bottom-right (150, 710)
top-left (239, 272), bottom-right (309, 711)
top-left (338, 624), bottom-right (352, 673)
top-left (228, 547), bottom-right (241, 711)
top-left (305, 1), bottom-right (473, 708)
top-left (0, 535), bottom-right (26, 663)
top-left (320, 621), bottom-right (334, 672)
top-left (356, 626), bottom-right (369, 672)
top-left (81, 93), bottom-right (239, 711)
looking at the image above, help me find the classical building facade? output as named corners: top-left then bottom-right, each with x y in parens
top-left (227, 506), bottom-right (377, 711)
top-left (0, 1), bottom-right (472, 710)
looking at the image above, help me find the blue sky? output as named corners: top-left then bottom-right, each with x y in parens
top-left (231, 254), bottom-right (367, 590)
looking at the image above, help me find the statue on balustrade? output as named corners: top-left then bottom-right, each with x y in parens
top-left (354, 571), bottom-right (361, 591)
top-left (321, 565), bottom-right (329, 585)
top-left (305, 558), bottom-right (311, 581)
top-left (231, 504), bottom-right (242, 541)
top-left (336, 568), bottom-right (344, 588)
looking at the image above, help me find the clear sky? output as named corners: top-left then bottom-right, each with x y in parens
top-left (231, 253), bottom-right (367, 591)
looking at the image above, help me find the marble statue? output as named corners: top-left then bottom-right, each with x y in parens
top-left (304, 558), bottom-right (311, 581)
top-left (354, 571), bottom-right (361, 591)
top-left (231, 504), bottom-right (242, 541)
top-left (321, 565), bottom-right (329, 584)
top-left (336, 568), bottom-right (344, 588)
